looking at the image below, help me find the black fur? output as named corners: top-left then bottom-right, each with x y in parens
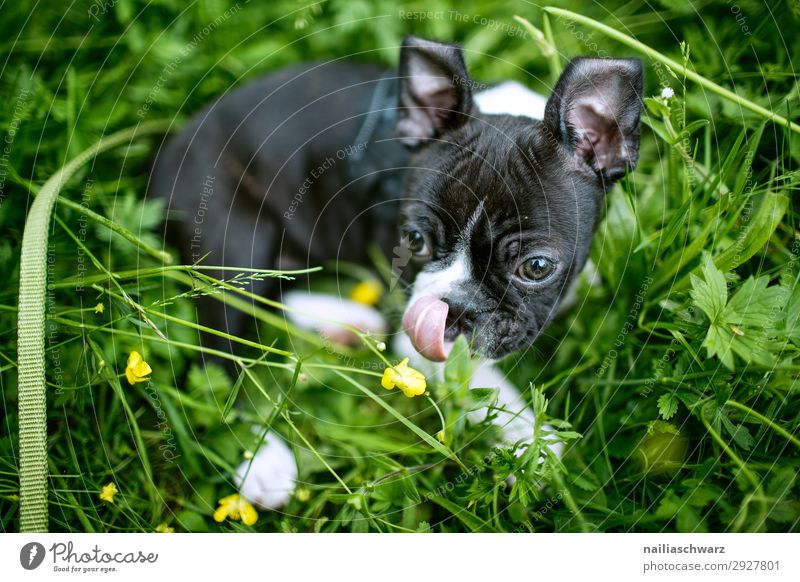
top-left (150, 36), bottom-right (643, 359)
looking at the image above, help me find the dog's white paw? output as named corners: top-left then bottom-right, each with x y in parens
top-left (283, 290), bottom-right (387, 345)
top-left (469, 362), bottom-right (564, 460)
top-left (235, 433), bottom-right (297, 510)
top-left (394, 334), bottom-right (564, 460)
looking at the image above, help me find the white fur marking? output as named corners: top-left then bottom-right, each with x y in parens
top-left (283, 290), bottom-right (387, 338)
top-left (406, 249), bottom-right (470, 310)
top-left (236, 432), bottom-right (297, 509)
top-left (463, 199), bottom-right (486, 241)
top-left (475, 81), bottom-right (547, 120)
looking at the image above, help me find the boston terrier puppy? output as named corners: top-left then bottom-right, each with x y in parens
top-left (150, 36), bottom-right (643, 510)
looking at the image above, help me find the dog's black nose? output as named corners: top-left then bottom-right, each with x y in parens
top-left (442, 298), bottom-right (475, 342)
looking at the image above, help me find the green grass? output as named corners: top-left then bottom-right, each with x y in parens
top-left (1, 0), bottom-right (799, 533)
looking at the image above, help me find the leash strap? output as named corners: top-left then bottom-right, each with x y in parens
top-left (16, 120), bottom-right (169, 532)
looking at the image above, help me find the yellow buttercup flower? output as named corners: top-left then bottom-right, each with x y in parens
top-left (125, 351), bottom-right (152, 385)
top-left (213, 494), bottom-right (258, 526)
top-left (381, 358), bottom-right (427, 398)
top-left (99, 482), bottom-right (118, 504)
top-left (155, 523), bottom-right (174, 533)
top-left (94, 302), bottom-right (105, 314)
top-left (350, 280), bottom-right (383, 306)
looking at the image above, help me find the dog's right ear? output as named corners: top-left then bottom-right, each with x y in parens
top-left (396, 35), bottom-right (473, 148)
top-left (544, 58), bottom-right (643, 186)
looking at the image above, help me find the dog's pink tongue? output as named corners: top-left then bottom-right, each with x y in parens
top-left (402, 295), bottom-right (450, 362)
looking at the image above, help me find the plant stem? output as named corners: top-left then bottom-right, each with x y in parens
top-left (427, 394), bottom-right (447, 441)
top-left (725, 400), bottom-right (800, 451)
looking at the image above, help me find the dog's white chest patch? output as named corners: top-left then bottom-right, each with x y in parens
top-left (474, 81), bottom-right (547, 120)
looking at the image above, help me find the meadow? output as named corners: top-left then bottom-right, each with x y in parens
top-left (1, 0), bottom-right (798, 533)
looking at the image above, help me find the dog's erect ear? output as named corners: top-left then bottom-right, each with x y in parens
top-left (396, 35), bottom-right (473, 148)
top-left (544, 58), bottom-right (643, 185)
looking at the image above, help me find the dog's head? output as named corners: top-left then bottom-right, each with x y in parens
top-left (395, 36), bottom-right (643, 361)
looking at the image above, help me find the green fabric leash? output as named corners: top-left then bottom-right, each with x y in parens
top-left (17, 121), bottom-right (169, 532)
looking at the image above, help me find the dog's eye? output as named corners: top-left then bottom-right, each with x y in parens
top-left (517, 257), bottom-right (556, 282)
top-left (404, 230), bottom-right (431, 258)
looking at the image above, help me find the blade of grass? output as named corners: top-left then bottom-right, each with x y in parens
top-left (513, 15), bottom-right (562, 79)
top-left (240, 365), bottom-right (352, 494)
top-left (427, 495), bottom-right (498, 532)
top-left (725, 400), bottom-right (800, 451)
top-left (87, 338), bottom-right (161, 522)
top-left (334, 371), bottom-right (467, 471)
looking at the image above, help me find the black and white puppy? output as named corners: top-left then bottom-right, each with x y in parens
top-left (151, 36), bottom-right (643, 509)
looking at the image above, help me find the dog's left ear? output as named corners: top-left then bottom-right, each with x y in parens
top-left (544, 58), bottom-right (643, 185)
top-left (396, 35), bottom-right (474, 148)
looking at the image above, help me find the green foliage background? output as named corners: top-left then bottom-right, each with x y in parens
top-left (1, 0), bottom-right (799, 532)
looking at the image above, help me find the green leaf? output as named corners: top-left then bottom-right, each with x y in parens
top-left (221, 369), bottom-right (246, 424)
top-left (682, 118), bottom-right (710, 137)
top-left (720, 413), bottom-right (754, 451)
top-left (714, 191), bottom-right (789, 272)
top-left (675, 389), bottom-right (702, 410)
top-left (782, 279), bottom-right (800, 345)
top-left (677, 504), bottom-right (707, 532)
top-left (731, 123), bottom-right (765, 197)
top-left (724, 275), bottom-right (785, 327)
top-left (427, 495), bottom-right (497, 533)
top-left (644, 96), bottom-right (670, 118)
top-left (684, 484), bottom-right (722, 508)
top-left (176, 510), bottom-right (209, 533)
top-left (691, 254), bottom-right (787, 369)
top-left (767, 501), bottom-right (799, 523)
top-left (657, 392), bottom-right (679, 420)
top-left (571, 471), bottom-right (600, 492)
top-left (728, 329), bottom-right (776, 367)
top-left (690, 254), bottom-right (728, 322)
top-left (767, 467), bottom-right (796, 498)
top-left (700, 323), bottom-right (735, 370)
top-left (445, 334), bottom-right (472, 387)
top-left (764, 467), bottom-right (799, 524)
top-left (466, 388), bottom-right (499, 412)
top-left (187, 362), bottom-right (231, 398)
top-left (398, 474), bottom-right (421, 504)
top-left (652, 194), bottom-right (693, 252)
top-left (655, 491), bottom-right (682, 518)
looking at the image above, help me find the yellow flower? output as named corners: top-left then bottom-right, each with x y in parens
top-left (350, 280), bottom-right (383, 306)
top-left (213, 494), bottom-right (258, 526)
top-left (99, 482), bottom-right (118, 504)
top-left (94, 302), bottom-right (105, 314)
top-left (125, 351), bottom-right (152, 385)
top-left (155, 523), bottom-right (174, 533)
top-left (381, 358), bottom-right (427, 397)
